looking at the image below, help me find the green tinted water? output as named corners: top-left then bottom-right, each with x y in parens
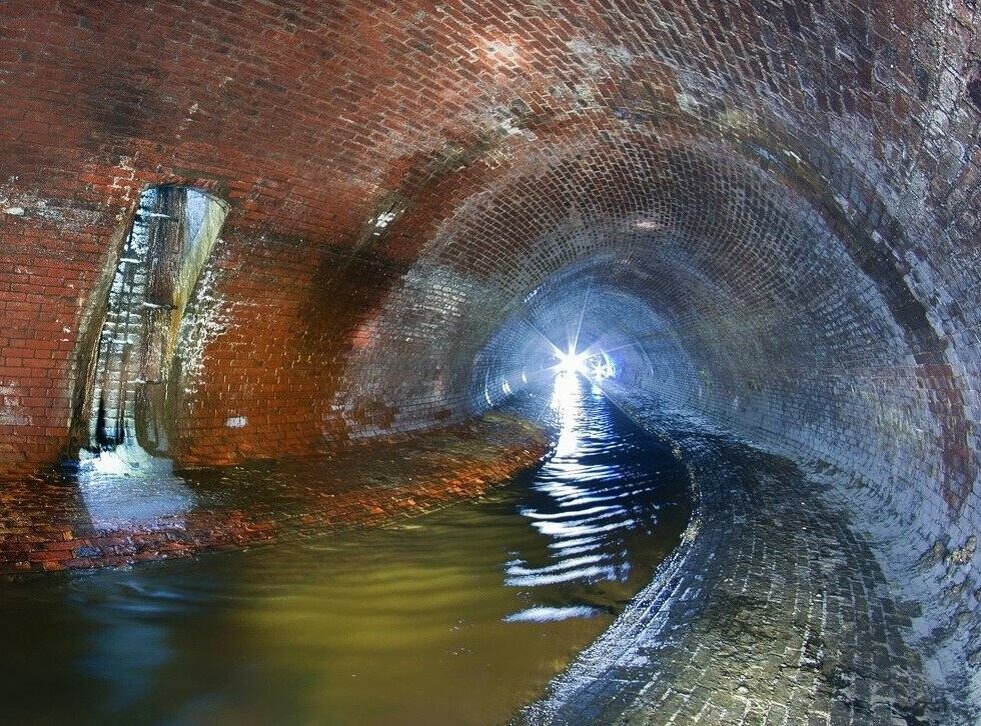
top-left (0, 377), bottom-right (690, 724)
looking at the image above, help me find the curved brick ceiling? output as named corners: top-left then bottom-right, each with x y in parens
top-left (0, 0), bottom-right (978, 710)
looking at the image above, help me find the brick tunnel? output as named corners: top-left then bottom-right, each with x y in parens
top-left (0, 1), bottom-right (979, 724)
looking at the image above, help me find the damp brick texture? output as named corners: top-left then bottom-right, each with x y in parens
top-left (0, 412), bottom-right (547, 574)
top-left (524, 403), bottom-right (936, 725)
top-left (0, 0), bottom-right (978, 721)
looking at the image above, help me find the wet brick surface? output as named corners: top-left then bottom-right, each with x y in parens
top-left (0, 412), bottom-right (548, 575)
top-left (526, 416), bottom-right (937, 725)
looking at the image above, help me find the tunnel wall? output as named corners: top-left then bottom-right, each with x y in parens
top-left (1, 1), bottom-right (977, 471)
top-left (463, 136), bottom-right (980, 707)
top-left (0, 0), bottom-right (978, 706)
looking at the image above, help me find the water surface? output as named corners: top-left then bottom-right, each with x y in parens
top-left (0, 375), bottom-right (690, 724)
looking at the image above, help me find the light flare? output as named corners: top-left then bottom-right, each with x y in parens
top-left (556, 347), bottom-right (589, 376)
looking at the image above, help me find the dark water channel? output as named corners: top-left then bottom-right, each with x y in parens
top-left (0, 374), bottom-right (691, 725)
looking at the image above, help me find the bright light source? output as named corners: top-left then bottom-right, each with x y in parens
top-left (555, 348), bottom-right (587, 376)
top-left (552, 346), bottom-right (616, 382)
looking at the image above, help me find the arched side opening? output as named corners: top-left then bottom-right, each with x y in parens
top-left (71, 186), bottom-right (228, 459)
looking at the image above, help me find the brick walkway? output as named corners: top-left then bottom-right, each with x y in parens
top-left (0, 412), bottom-right (548, 574)
top-left (525, 416), bottom-right (937, 725)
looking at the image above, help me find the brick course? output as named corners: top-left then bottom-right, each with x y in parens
top-left (0, 0), bottom-right (978, 717)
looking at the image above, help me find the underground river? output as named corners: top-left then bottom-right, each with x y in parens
top-left (0, 374), bottom-right (691, 724)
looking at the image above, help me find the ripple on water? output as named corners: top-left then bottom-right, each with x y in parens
top-left (0, 374), bottom-right (691, 725)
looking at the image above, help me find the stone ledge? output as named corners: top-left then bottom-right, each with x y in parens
top-left (0, 411), bottom-right (549, 576)
top-left (524, 411), bottom-right (943, 724)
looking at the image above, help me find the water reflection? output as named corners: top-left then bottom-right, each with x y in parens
top-left (504, 373), bottom-right (666, 618)
top-left (0, 381), bottom-right (691, 725)
top-left (76, 445), bottom-right (196, 530)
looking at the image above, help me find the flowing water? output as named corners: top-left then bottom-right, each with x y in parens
top-left (0, 375), bottom-right (691, 725)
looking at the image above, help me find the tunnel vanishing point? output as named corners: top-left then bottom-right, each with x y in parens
top-left (1, 1), bottom-right (980, 723)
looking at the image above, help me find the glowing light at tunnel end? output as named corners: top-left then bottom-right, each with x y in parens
top-left (552, 346), bottom-right (615, 382)
top-left (556, 347), bottom-right (588, 376)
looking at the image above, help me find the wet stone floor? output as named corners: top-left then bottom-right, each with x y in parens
top-left (527, 396), bottom-right (936, 726)
top-left (0, 412), bottom-right (550, 573)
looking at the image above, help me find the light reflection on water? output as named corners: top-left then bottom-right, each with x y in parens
top-left (76, 444), bottom-right (196, 530)
top-left (0, 376), bottom-right (690, 725)
top-left (504, 374), bottom-right (663, 607)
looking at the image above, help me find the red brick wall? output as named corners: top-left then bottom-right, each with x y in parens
top-left (0, 0), bottom-right (977, 482)
top-left (1, 0), bottom-right (978, 710)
